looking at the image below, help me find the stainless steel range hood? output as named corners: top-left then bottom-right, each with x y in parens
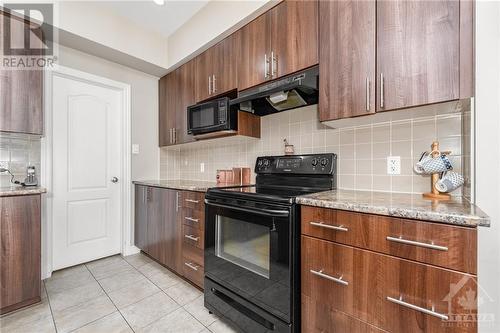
top-left (230, 66), bottom-right (319, 116)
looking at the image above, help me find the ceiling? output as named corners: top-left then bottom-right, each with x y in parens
top-left (97, 0), bottom-right (210, 38)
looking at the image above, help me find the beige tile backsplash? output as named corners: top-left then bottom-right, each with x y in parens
top-left (161, 100), bottom-right (467, 195)
top-left (0, 133), bottom-right (41, 187)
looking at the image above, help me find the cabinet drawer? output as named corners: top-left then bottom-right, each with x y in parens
top-left (182, 224), bottom-right (204, 250)
top-left (301, 236), bottom-right (477, 333)
top-left (181, 191), bottom-right (205, 210)
top-left (182, 255), bottom-right (204, 288)
top-left (183, 242), bottom-right (204, 265)
top-left (302, 295), bottom-right (387, 333)
top-left (181, 207), bottom-right (205, 230)
top-left (301, 206), bottom-right (477, 274)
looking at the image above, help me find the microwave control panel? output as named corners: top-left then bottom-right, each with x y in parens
top-left (218, 100), bottom-right (227, 124)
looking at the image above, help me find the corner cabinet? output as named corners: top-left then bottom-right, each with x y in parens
top-left (134, 185), bottom-right (205, 289)
top-left (320, 0), bottom-right (474, 121)
top-left (238, 0), bottom-right (318, 91)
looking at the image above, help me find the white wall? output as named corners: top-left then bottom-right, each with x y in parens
top-left (167, 0), bottom-right (273, 67)
top-left (56, 2), bottom-right (168, 68)
top-left (476, 1), bottom-right (500, 332)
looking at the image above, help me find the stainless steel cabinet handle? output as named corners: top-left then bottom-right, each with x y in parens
top-left (264, 53), bottom-right (269, 79)
top-left (176, 192), bottom-right (179, 212)
top-left (169, 128), bottom-right (172, 144)
top-left (310, 269), bottom-right (348, 286)
top-left (185, 199), bottom-right (199, 203)
top-left (212, 74), bottom-right (216, 93)
top-left (386, 236), bottom-right (448, 251)
top-left (185, 234), bottom-right (199, 242)
top-left (184, 262), bottom-right (199, 271)
top-left (309, 221), bottom-right (348, 232)
top-left (380, 73), bottom-right (384, 108)
top-left (185, 217), bottom-right (199, 223)
top-left (173, 128), bottom-right (177, 144)
top-left (387, 296), bottom-right (449, 320)
top-left (366, 77), bottom-right (370, 111)
top-left (208, 75), bottom-right (212, 95)
top-left (271, 51), bottom-right (277, 77)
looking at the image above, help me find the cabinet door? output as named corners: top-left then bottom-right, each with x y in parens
top-left (194, 48), bottom-right (214, 103)
top-left (146, 187), bottom-right (163, 261)
top-left (269, 0), bottom-right (319, 79)
top-left (212, 33), bottom-right (239, 96)
top-left (176, 62), bottom-right (196, 145)
top-left (377, 0), bottom-right (460, 111)
top-left (161, 189), bottom-right (182, 272)
top-left (0, 195), bottom-right (41, 314)
top-left (134, 185), bottom-right (148, 252)
top-left (159, 72), bottom-right (178, 147)
top-left (319, 0), bottom-right (375, 121)
top-left (237, 12), bottom-right (271, 91)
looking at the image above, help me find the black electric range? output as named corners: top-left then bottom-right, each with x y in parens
top-left (204, 154), bottom-right (337, 333)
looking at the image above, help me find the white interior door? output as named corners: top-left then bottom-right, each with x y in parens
top-left (52, 72), bottom-right (122, 270)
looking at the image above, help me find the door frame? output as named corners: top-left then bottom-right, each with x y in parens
top-left (41, 65), bottom-right (134, 279)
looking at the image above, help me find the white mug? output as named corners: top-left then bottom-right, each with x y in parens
top-left (435, 171), bottom-right (464, 193)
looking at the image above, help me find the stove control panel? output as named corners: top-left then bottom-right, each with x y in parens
top-left (255, 154), bottom-right (336, 175)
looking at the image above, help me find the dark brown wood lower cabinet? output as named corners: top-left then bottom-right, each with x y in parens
top-left (134, 185), bottom-right (204, 288)
top-left (0, 195), bottom-right (41, 314)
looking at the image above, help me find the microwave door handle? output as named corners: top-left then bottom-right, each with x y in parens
top-left (205, 200), bottom-right (290, 217)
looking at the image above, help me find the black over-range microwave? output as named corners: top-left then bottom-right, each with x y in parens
top-left (187, 97), bottom-right (237, 137)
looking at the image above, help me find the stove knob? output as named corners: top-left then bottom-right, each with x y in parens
top-left (311, 158), bottom-right (318, 167)
top-left (264, 159), bottom-right (270, 167)
top-left (320, 158), bottom-right (328, 166)
top-left (258, 159), bottom-right (263, 167)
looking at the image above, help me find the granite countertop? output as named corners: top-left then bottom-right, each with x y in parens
top-left (296, 189), bottom-right (490, 227)
top-left (0, 186), bottom-right (47, 197)
top-left (132, 179), bottom-right (219, 192)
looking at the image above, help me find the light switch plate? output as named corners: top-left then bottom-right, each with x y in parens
top-left (132, 144), bottom-right (140, 154)
top-left (387, 156), bottom-right (401, 175)
top-left (200, 162), bottom-right (205, 173)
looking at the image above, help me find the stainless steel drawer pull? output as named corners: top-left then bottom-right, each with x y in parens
top-left (386, 296), bottom-right (449, 320)
top-left (310, 269), bottom-right (348, 286)
top-left (185, 199), bottom-right (199, 203)
top-left (184, 262), bottom-right (199, 271)
top-left (184, 217), bottom-right (199, 223)
top-left (386, 236), bottom-right (448, 251)
top-left (309, 221), bottom-right (348, 232)
top-left (366, 76), bottom-right (370, 111)
top-left (185, 234), bottom-right (199, 242)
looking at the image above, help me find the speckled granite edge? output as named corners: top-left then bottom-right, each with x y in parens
top-left (296, 192), bottom-right (490, 227)
top-left (0, 187), bottom-right (47, 197)
top-left (132, 180), bottom-right (217, 193)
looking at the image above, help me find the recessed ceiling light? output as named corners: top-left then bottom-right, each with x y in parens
top-left (153, 0), bottom-right (165, 5)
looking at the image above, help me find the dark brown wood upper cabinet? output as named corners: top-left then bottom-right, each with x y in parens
top-left (269, 0), bottom-right (318, 79)
top-left (319, 0), bottom-right (376, 121)
top-left (159, 72), bottom-right (177, 146)
top-left (376, 0), bottom-right (460, 112)
top-left (176, 61), bottom-right (195, 145)
top-left (238, 0), bottom-right (319, 91)
top-left (194, 47), bottom-right (215, 102)
top-left (0, 11), bottom-right (43, 135)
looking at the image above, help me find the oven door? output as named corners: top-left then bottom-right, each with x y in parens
top-left (204, 198), bottom-right (292, 325)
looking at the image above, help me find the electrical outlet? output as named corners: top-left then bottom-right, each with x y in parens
top-left (0, 161), bottom-right (8, 172)
top-left (200, 162), bottom-right (205, 173)
top-left (387, 156), bottom-right (401, 175)
top-left (132, 144), bottom-right (140, 154)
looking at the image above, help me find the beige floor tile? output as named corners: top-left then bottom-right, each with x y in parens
top-left (1, 314), bottom-right (56, 333)
top-left (86, 255), bottom-right (126, 271)
top-left (49, 265), bottom-right (88, 280)
top-left (164, 281), bottom-right (202, 306)
top-left (88, 260), bottom-right (136, 280)
top-left (148, 270), bottom-right (182, 290)
top-left (123, 253), bottom-right (152, 269)
top-left (72, 311), bottom-right (132, 333)
top-left (45, 269), bottom-right (95, 294)
top-left (98, 269), bottom-right (146, 293)
top-left (0, 299), bottom-right (52, 330)
top-left (108, 278), bottom-right (160, 309)
top-left (52, 295), bottom-right (116, 333)
top-left (137, 261), bottom-right (172, 278)
top-left (48, 280), bottom-right (105, 312)
top-left (119, 292), bottom-right (179, 330)
top-left (183, 295), bottom-right (217, 326)
top-left (139, 307), bottom-right (205, 333)
top-left (207, 319), bottom-right (239, 333)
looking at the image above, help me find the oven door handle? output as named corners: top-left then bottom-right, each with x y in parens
top-left (205, 200), bottom-right (290, 217)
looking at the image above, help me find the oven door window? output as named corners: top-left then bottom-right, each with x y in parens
top-left (215, 216), bottom-right (270, 278)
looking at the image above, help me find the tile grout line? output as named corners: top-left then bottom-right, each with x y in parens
top-left (84, 260), bottom-right (137, 333)
top-left (43, 280), bottom-right (59, 333)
